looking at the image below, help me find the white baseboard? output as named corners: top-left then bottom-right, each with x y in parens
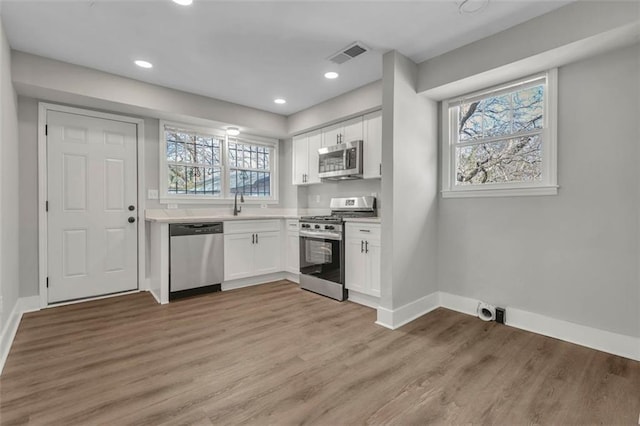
top-left (222, 272), bottom-right (289, 291)
top-left (0, 296), bottom-right (43, 374)
top-left (506, 305), bottom-right (640, 362)
top-left (348, 290), bottom-right (379, 309)
top-left (283, 272), bottom-right (300, 284)
top-left (376, 291), bottom-right (439, 330)
top-left (438, 291), bottom-right (640, 362)
top-left (148, 288), bottom-right (161, 304)
top-left (438, 291), bottom-right (478, 316)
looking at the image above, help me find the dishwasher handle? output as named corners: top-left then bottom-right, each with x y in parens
top-left (170, 222), bottom-right (224, 236)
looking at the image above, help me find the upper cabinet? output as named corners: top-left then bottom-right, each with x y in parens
top-left (293, 111), bottom-right (381, 186)
top-left (321, 117), bottom-right (363, 147)
top-left (292, 130), bottom-right (322, 185)
top-left (363, 110), bottom-right (382, 179)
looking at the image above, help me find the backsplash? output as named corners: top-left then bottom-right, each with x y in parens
top-left (298, 178), bottom-right (381, 210)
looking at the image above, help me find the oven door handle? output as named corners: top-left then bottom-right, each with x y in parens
top-left (300, 231), bottom-right (342, 241)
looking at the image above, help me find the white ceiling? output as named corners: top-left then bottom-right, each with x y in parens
top-left (1, 0), bottom-right (569, 115)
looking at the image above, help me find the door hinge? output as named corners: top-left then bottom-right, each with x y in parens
top-left (46, 277), bottom-right (49, 288)
top-left (45, 124), bottom-right (48, 136)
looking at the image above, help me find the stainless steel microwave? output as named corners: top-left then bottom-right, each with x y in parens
top-left (318, 140), bottom-right (363, 180)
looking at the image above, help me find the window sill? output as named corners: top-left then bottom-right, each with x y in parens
top-left (441, 185), bottom-right (558, 199)
top-left (159, 196), bottom-right (278, 205)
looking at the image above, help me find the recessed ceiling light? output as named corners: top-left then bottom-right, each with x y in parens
top-left (226, 127), bottom-right (240, 136)
top-left (173, 0), bottom-right (193, 5)
top-left (134, 60), bottom-right (153, 69)
top-left (274, 98), bottom-right (286, 105)
top-left (324, 72), bottom-right (339, 79)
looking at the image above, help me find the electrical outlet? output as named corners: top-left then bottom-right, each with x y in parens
top-left (315, 195), bottom-right (321, 203)
top-left (495, 307), bottom-right (506, 324)
top-left (260, 204), bottom-right (267, 209)
top-left (167, 204), bottom-right (178, 209)
top-left (147, 189), bottom-right (159, 200)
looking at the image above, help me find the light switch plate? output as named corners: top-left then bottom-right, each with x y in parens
top-left (147, 189), bottom-right (159, 200)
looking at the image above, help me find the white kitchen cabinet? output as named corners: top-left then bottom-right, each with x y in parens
top-left (224, 221), bottom-right (282, 281)
top-left (322, 117), bottom-right (363, 147)
top-left (345, 223), bottom-right (381, 298)
top-left (363, 110), bottom-right (382, 179)
top-left (292, 130), bottom-right (321, 185)
top-left (252, 231), bottom-right (282, 276)
top-left (292, 134), bottom-right (308, 185)
top-left (285, 220), bottom-right (299, 274)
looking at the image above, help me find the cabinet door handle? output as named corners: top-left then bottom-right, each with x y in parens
top-left (379, 163), bottom-right (382, 176)
top-left (359, 229), bottom-right (370, 233)
top-left (361, 240), bottom-right (364, 253)
top-left (256, 233), bottom-right (259, 244)
top-left (252, 234), bottom-right (255, 244)
top-left (365, 241), bottom-right (369, 253)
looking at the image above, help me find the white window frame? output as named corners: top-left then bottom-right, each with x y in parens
top-left (159, 120), bottom-right (278, 204)
top-left (441, 69), bottom-right (558, 198)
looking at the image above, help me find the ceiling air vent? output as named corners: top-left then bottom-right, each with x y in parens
top-left (328, 42), bottom-right (369, 65)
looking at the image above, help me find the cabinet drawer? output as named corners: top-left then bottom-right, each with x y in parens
top-left (346, 222), bottom-right (381, 240)
top-left (224, 220), bottom-right (281, 235)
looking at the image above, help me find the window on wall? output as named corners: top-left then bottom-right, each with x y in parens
top-left (228, 139), bottom-right (272, 197)
top-left (441, 70), bottom-right (558, 197)
top-left (159, 122), bottom-right (278, 203)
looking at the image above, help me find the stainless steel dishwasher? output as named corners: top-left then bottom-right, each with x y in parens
top-left (169, 222), bottom-right (224, 300)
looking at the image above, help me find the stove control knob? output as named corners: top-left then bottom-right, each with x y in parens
top-left (314, 225), bottom-right (321, 229)
top-left (325, 225), bottom-right (334, 230)
top-left (302, 224), bottom-right (310, 228)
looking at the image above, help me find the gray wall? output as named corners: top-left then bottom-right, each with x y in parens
top-left (17, 97), bottom-right (37, 297)
top-left (381, 51), bottom-right (438, 311)
top-left (1, 19), bottom-right (20, 331)
top-left (437, 43), bottom-right (640, 338)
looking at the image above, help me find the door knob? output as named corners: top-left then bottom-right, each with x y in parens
top-left (128, 205), bottom-right (135, 211)
top-left (128, 217), bottom-right (136, 223)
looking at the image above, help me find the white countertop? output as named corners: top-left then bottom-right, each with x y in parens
top-left (343, 217), bottom-right (381, 224)
top-left (145, 209), bottom-right (302, 224)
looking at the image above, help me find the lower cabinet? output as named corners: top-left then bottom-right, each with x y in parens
top-left (285, 220), bottom-right (299, 274)
top-left (223, 220), bottom-right (282, 281)
top-left (345, 223), bottom-right (381, 298)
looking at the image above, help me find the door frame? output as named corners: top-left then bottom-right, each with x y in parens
top-left (38, 103), bottom-right (146, 308)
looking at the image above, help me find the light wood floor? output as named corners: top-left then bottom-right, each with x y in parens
top-left (1, 280), bottom-right (638, 425)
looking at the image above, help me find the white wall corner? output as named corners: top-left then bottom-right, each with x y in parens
top-left (0, 295), bottom-right (41, 374)
top-left (375, 291), bottom-right (439, 330)
top-left (19, 296), bottom-right (41, 313)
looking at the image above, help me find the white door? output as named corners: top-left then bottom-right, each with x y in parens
top-left (322, 123), bottom-right (342, 147)
top-left (365, 239), bottom-right (382, 297)
top-left (47, 111), bottom-right (138, 303)
top-left (307, 131), bottom-right (322, 184)
top-left (223, 233), bottom-right (254, 280)
top-left (345, 237), bottom-right (366, 293)
top-left (292, 134), bottom-right (308, 185)
top-left (253, 231), bottom-right (281, 276)
top-left (342, 117), bottom-right (363, 144)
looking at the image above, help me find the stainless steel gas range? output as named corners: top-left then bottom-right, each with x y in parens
top-left (299, 196), bottom-right (377, 301)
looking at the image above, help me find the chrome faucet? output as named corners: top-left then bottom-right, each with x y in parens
top-left (233, 192), bottom-right (244, 216)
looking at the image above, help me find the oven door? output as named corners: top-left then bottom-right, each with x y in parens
top-left (299, 234), bottom-right (343, 284)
